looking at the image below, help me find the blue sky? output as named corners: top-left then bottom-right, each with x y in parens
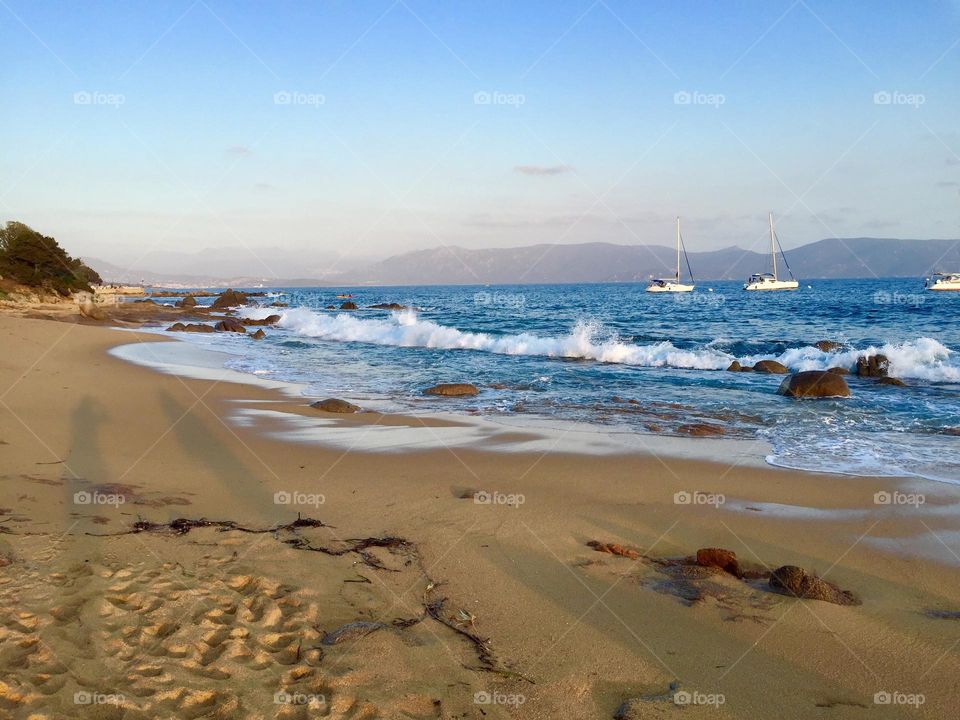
top-left (1, 0), bottom-right (958, 272)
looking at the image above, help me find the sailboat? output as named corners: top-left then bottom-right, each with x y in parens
top-left (744, 213), bottom-right (799, 291)
top-left (925, 272), bottom-right (960, 291)
top-left (647, 217), bottom-right (695, 292)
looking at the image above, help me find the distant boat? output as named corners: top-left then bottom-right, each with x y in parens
top-left (335, 293), bottom-right (353, 299)
top-left (647, 217), bottom-right (695, 293)
top-left (744, 213), bottom-right (799, 291)
top-left (925, 272), bottom-right (960, 291)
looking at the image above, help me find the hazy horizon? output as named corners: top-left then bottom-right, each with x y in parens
top-left (3, 0), bottom-right (959, 277)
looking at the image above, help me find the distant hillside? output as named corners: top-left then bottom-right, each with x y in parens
top-left (91, 237), bottom-right (960, 287)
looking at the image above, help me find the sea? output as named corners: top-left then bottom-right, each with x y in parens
top-left (135, 279), bottom-right (960, 483)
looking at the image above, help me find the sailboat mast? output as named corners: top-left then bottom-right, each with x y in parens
top-left (769, 212), bottom-right (777, 280)
top-left (676, 217), bottom-right (681, 282)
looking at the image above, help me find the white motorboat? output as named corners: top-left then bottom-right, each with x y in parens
top-left (744, 213), bottom-right (799, 291)
top-left (925, 272), bottom-right (960, 291)
top-left (647, 217), bottom-right (695, 293)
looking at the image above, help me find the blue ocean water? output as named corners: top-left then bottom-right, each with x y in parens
top-left (149, 279), bottom-right (960, 482)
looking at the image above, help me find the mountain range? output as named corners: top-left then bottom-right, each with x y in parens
top-left (90, 237), bottom-right (960, 287)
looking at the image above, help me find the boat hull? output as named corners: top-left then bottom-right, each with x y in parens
top-left (926, 280), bottom-right (960, 291)
top-left (744, 280), bottom-right (799, 291)
top-left (646, 283), bottom-right (695, 293)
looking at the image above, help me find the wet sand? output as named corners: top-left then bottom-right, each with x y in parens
top-left (1, 313), bottom-right (959, 718)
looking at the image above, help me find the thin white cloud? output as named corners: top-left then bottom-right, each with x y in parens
top-left (514, 164), bottom-right (573, 176)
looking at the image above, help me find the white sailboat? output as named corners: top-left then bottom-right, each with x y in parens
top-left (744, 213), bottom-right (799, 291)
top-left (925, 272), bottom-right (960, 291)
top-left (647, 217), bottom-right (695, 293)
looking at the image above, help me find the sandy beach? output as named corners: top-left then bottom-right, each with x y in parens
top-left (1, 311), bottom-right (959, 719)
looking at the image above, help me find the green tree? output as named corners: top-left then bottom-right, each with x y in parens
top-left (0, 221), bottom-right (102, 295)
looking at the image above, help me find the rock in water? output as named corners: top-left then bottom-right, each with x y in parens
top-left (769, 565), bottom-right (860, 605)
top-left (777, 371), bottom-right (850, 399)
top-left (827, 366), bottom-right (850, 375)
top-left (696, 548), bottom-right (743, 578)
top-left (856, 353), bottom-right (889, 377)
top-left (166, 322), bottom-right (187, 332)
top-left (251, 329), bottom-right (266, 340)
top-left (339, 301), bottom-right (358, 310)
top-left (175, 295), bottom-right (197, 308)
top-left (369, 302), bottom-right (407, 310)
top-left (876, 376), bottom-right (906, 386)
top-left (752, 359), bottom-right (789, 374)
top-left (310, 398), bottom-right (360, 413)
top-left (815, 340), bottom-right (843, 352)
top-left (211, 288), bottom-right (248, 309)
top-left (182, 323), bottom-right (215, 333)
top-left (726, 360), bottom-right (743, 372)
top-left (214, 317), bottom-right (246, 333)
top-left (423, 383), bottom-right (479, 397)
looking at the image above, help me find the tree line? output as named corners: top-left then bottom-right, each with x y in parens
top-left (0, 221), bottom-right (102, 295)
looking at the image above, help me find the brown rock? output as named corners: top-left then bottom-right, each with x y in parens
top-left (310, 398), bottom-right (361, 413)
top-left (676, 423), bottom-right (725, 437)
top-left (856, 353), bottom-right (889, 378)
top-left (214, 317), bottom-right (246, 333)
top-left (211, 289), bottom-right (248, 309)
top-left (239, 314), bottom-right (281, 326)
top-left (815, 340), bottom-right (843, 352)
top-left (270, 301), bottom-right (287, 307)
top-left (369, 303), bottom-right (406, 310)
top-left (166, 322), bottom-right (187, 332)
top-left (827, 366), bottom-right (850, 375)
top-left (78, 297), bottom-right (106, 321)
top-left (182, 324), bottom-right (215, 333)
top-left (726, 360), bottom-right (743, 372)
top-left (777, 371), bottom-right (851, 399)
top-left (695, 548), bottom-right (743, 578)
top-left (769, 565), bottom-right (860, 605)
top-left (251, 329), bottom-right (266, 340)
top-left (175, 295), bottom-right (197, 308)
top-left (339, 301), bottom-right (358, 310)
top-left (423, 383), bottom-right (479, 397)
top-left (752, 359), bottom-right (789, 374)
top-left (587, 541), bottom-right (639, 560)
top-left (876, 376), bottom-right (905, 386)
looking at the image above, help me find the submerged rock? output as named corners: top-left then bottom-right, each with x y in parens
top-left (752, 359), bottom-right (789, 374)
top-left (777, 371), bottom-right (850, 399)
top-left (339, 301), bottom-right (358, 310)
top-left (856, 353), bottom-right (889, 377)
top-left (423, 383), bottom-right (479, 397)
top-left (696, 548), bottom-right (743, 578)
top-left (676, 423), bottom-right (725, 437)
top-left (877, 376), bottom-right (906, 387)
top-left (815, 340), bottom-right (843, 352)
top-left (310, 398), bottom-right (360, 413)
top-left (369, 302), bottom-right (407, 310)
top-left (769, 565), bottom-right (860, 605)
top-left (251, 329), bottom-right (266, 340)
top-left (321, 621), bottom-right (387, 646)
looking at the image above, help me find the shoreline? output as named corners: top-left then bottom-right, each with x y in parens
top-left (2, 313), bottom-right (960, 718)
